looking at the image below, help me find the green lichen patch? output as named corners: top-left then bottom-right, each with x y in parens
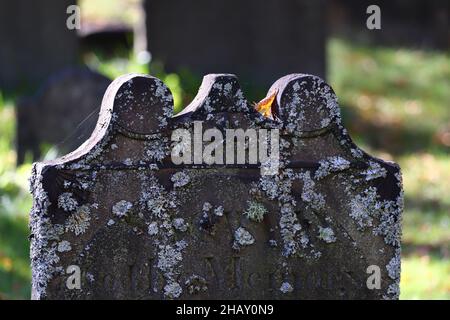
top-left (243, 201), bottom-right (268, 222)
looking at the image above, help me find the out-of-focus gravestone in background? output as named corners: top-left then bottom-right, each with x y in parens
top-left (16, 68), bottom-right (111, 164)
top-left (328, 0), bottom-right (448, 50)
top-left (144, 0), bottom-right (327, 88)
top-left (0, 0), bottom-right (79, 91)
top-left (4, 0), bottom-right (446, 164)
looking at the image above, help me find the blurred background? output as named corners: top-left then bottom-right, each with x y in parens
top-left (0, 0), bottom-right (448, 299)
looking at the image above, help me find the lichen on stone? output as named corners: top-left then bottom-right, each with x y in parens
top-left (349, 187), bottom-right (379, 230)
top-left (279, 203), bottom-right (302, 257)
top-left (147, 221), bottom-right (159, 235)
top-left (280, 282), bottom-right (294, 294)
top-left (140, 174), bottom-right (176, 218)
top-left (57, 240), bottom-right (72, 252)
top-left (144, 136), bottom-right (170, 162)
top-left (112, 200), bottom-right (133, 218)
top-left (202, 202), bottom-right (212, 212)
top-left (299, 171), bottom-right (326, 211)
top-left (372, 195), bottom-right (403, 247)
top-left (138, 170), bottom-right (187, 299)
top-left (317, 226), bottom-right (337, 243)
top-left (362, 161), bottom-right (387, 181)
top-left (384, 248), bottom-right (402, 300)
top-left (57, 192), bottom-right (78, 212)
top-left (185, 275), bottom-right (208, 295)
top-left (152, 79), bottom-right (174, 129)
top-left (157, 244), bottom-right (184, 275)
top-left (29, 164), bottom-right (65, 299)
top-left (171, 171), bottom-right (190, 188)
top-left (173, 218), bottom-right (188, 232)
top-left (349, 184), bottom-right (402, 247)
top-left (386, 252), bottom-right (401, 280)
top-left (243, 201), bottom-right (267, 222)
top-left (86, 272), bottom-right (95, 283)
top-left (234, 227), bottom-right (255, 247)
top-left (315, 156), bottom-right (351, 180)
top-left (213, 206), bottom-right (224, 217)
top-left (350, 148), bottom-right (364, 158)
top-left (164, 281), bottom-right (182, 299)
top-left (65, 205), bottom-right (91, 235)
top-left (234, 88), bottom-right (249, 112)
top-left (123, 158), bottom-right (133, 166)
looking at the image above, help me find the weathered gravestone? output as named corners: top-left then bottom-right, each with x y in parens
top-left (0, 0), bottom-right (78, 91)
top-left (29, 73), bottom-right (403, 299)
top-left (17, 68), bottom-right (111, 163)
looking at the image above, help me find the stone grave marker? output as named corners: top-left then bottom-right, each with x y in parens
top-left (0, 0), bottom-right (78, 91)
top-left (29, 72), bottom-right (403, 299)
top-left (17, 68), bottom-right (111, 163)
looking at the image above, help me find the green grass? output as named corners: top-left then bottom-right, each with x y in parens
top-left (0, 94), bottom-right (32, 299)
top-left (0, 38), bottom-right (448, 299)
top-left (0, 214), bottom-right (30, 299)
top-left (400, 255), bottom-right (450, 300)
top-left (328, 38), bottom-right (450, 300)
top-left (329, 39), bottom-right (450, 156)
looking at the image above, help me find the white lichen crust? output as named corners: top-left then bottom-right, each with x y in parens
top-left (171, 171), bottom-right (190, 188)
top-left (112, 200), bottom-right (133, 218)
top-left (57, 192), bottom-right (78, 212)
top-left (65, 205), bottom-right (91, 236)
top-left (280, 282), bottom-right (294, 294)
top-left (234, 227), bottom-right (255, 248)
top-left (138, 171), bottom-right (187, 299)
top-left (57, 240), bottom-right (72, 252)
top-left (29, 164), bottom-right (62, 299)
top-left (318, 227), bottom-right (337, 243)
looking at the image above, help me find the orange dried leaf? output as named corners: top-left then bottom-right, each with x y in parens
top-left (255, 90), bottom-right (278, 118)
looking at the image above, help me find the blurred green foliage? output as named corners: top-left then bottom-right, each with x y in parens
top-left (328, 39), bottom-right (449, 299)
top-left (79, 0), bottom-right (141, 26)
top-left (0, 93), bottom-right (32, 299)
top-left (0, 38), bottom-right (448, 299)
top-left (84, 51), bottom-right (202, 114)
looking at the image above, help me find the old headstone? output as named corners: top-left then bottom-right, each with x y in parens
top-left (29, 72), bottom-right (403, 299)
top-left (145, 0), bottom-right (326, 87)
top-left (0, 0), bottom-right (79, 91)
top-left (17, 68), bottom-right (111, 163)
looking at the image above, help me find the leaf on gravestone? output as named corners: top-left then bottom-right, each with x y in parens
top-left (255, 89), bottom-right (278, 119)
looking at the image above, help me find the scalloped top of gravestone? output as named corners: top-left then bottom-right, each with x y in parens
top-left (29, 73), bottom-right (403, 300)
top-left (17, 67), bottom-right (111, 164)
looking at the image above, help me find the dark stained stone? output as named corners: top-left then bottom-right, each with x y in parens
top-left (17, 68), bottom-right (111, 163)
top-left (29, 72), bottom-right (403, 300)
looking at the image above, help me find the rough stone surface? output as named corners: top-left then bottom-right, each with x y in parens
top-left (17, 68), bottom-right (111, 163)
top-left (29, 72), bottom-right (403, 300)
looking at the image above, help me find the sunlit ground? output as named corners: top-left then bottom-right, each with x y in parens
top-left (0, 38), bottom-right (448, 299)
top-left (328, 39), bottom-right (449, 299)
